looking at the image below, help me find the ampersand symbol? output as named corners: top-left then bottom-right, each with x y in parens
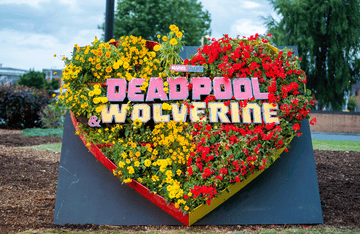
top-left (88, 116), bottom-right (101, 127)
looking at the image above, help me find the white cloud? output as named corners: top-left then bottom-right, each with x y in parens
top-left (0, 0), bottom-right (105, 71)
top-left (0, 27), bottom-right (102, 71)
top-left (0, 0), bottom-right (50, 7)
top-left (230, 19), bottom-right (267, 37)
top-left (242, 0), bottom-right (261, 9)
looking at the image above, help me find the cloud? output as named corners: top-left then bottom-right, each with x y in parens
top-left (242, 0), bottom-right (261, 9)
top-left (0, 24), bottom-right (103, 71)
top-left (0, 0), bottom-right (50, 7)
top-left (0, 0), bottom-right (105, 70)
top-left (230, 19), bottom-right (267, 37)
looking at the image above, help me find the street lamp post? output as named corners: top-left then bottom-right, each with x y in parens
top-left (201, 35), bottom-right (210, 46)
top-left (105, 0), bottom-right (115, 42)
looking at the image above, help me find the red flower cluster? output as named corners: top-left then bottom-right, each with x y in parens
top-left (182, 34), bottom-right (315, 207)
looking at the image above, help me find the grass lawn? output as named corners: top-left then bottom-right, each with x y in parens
top-left (312, 140), bottom-right (360, 152)
top-left (27, 142), bottom-right (62, 152)
top-left (21, 127), bottom-right (64, 137)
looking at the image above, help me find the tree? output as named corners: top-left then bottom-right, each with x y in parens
top-left (46, 78), bottom-right (60, 90)
top-left (108, 0), bottom-right (211, 46)
top-left (18, 69), bottom-right (46, 90)
top-left (264, 0), bottom-right (360, 110)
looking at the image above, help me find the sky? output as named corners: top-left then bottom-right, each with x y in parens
top-left (0, 0), bottom-right (279, 71)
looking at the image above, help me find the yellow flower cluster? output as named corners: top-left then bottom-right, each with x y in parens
top-left (58, 24), bottom-right (200, 213)
top-left (155, 25), bottom-right (185, 80)
top-left (58, 35), bottom-right (165, 119)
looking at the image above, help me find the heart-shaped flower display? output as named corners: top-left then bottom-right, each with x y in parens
top-left (57, 25), bottom-right (316, 226)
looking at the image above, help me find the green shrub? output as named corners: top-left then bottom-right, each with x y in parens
top-left (40, 101), bottom-right (66, 128)
top-left (18, 69), bottom-right (46, 90)
top-left (0, 85), bottom-right (51, 129)
top-left (348, 95), bottom-right (358, 112)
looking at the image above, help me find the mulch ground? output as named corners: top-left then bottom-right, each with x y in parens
top-left (0, 129), bottom-right (359, 233)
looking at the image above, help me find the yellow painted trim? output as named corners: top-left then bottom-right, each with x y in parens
top-left (188, 135), bottom-right (294, 226)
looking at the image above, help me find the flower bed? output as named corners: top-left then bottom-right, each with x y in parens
top-left (57, 25), bottom-right (316, 225)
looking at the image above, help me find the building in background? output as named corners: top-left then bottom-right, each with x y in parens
top-left (43, 68), bottom-right (63, 80)
top-left (0, 65), bottom-right (28, 86)
top-left (43, 68), bottom-right (64, 88)
top-left (351, 80), bottom-right (360, 112)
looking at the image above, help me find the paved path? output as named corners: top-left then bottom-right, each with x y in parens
top-left (311, 132), bottom-right (360, 142)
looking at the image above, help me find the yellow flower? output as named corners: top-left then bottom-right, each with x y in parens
top-left (134, 161), bottom-right (140, 167)
top-left (127, 166), bottom-right (135, 174)
top-left (106, 67), bottom-right (112, 73)
top-left (94, 88), bottom-right (101, 95)
top-left (123, 62), bottom-right (129, 69)
top-left (157, 34), bottom-right (161, 38)
top-left (176, 31), bottom-right (183, 38)
top-left (144, 159), bottom-right (151, 167)
top-left (113, 63), bottom-right (119, 70)
top-left (184, 206), bottom-right (189, 211)
top-left (170, 38), bottom-right (178, 45)
top-left (135, 151), bottom-right (141, 157)
top-left (96, 64), bottom-right (101, 70)
top-left (123, 178), bottom-right (132, 183)
top-left (118, 161), bottom-right (125, 168)
top-left (162, 36), bottom-right (168, 42)
top-left (169, 24), bottom-right (177, 31)
top-left (142, 82), bottom-right (149, 88)
top-left (162, 103), bottom-right (172, 110)
top-left (53, 54), bottom-right (56, 57)
top-left (95, 105), bottom-right (106, 113)
top-left (93, 97), bottom-right (100, 104)
top-left (88, 91), bottom-right (94, 97)
top-left (101, 97), bottom-right (108, 103)
top-left (151, 175), bottom-right (159, 181)
top-left (75, 131), bottom-right (80, 135)
top-left (133, 119), bottom-right (142, 128)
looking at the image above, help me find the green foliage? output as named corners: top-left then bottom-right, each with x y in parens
top-left (21, 128), bottom-right (64, 137)
top-left (348, 95), bottom-right (358, 112)
top-left (0, 85), bottom-right (51, 129)
top-left (46, 78), bottom-right (60, 90)
top-left (18, 69), bottom-right (46, 90)
top-left (105, 0), bottom-right (211, 46)
top-left (40, 101), bottom-right (66, 128)
top-left (18, 69), bottom-right (59, 91)
top-left (264, 0), bottom-right (360, 111)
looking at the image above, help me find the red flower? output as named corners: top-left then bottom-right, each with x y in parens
top-left (187, 167), bottom-right (193, 176)
top-left (310, 117), bottom-right (317, 125)
top-left (292, 123), bottom-right (301, 131)
top-left (145, 40), bottom-right (159, 50)
top-left (206, 124), bottom-right (212, 131)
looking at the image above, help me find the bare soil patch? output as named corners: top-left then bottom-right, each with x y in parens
top-left (0, 129), bottom-right (359, 233)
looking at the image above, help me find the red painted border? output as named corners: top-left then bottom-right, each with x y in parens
top-left (69, 111), bottom-right (189, 226)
